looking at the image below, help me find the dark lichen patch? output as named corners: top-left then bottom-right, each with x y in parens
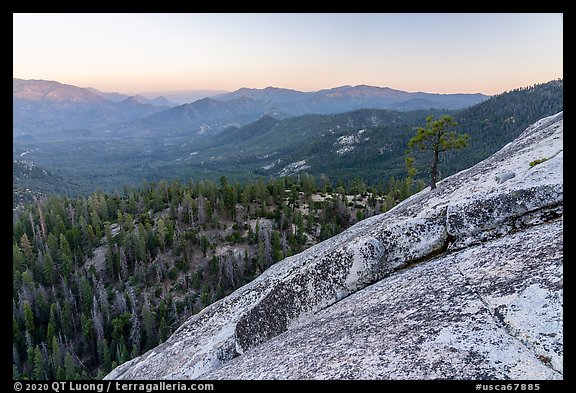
top-left (493, 305), bottom-right (508, 325)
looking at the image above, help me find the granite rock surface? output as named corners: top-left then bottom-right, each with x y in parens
top-left (106, 112), bottom-right (563, 380)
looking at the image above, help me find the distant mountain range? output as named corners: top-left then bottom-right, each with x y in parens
top-left (137, 89), bottom-right (229, 105)
top-left (86, 87), bottom-right (178, 107)
top-left (153, 84), bottom-right (489, 132)
top-left (13, 79), bottom-right (173, 135)
top-left (13, 79), bottom-right (489, 137)
top-left (216, 84), bottom-right (489, 113)
top-left (12, 79), bottom-right (563, 201)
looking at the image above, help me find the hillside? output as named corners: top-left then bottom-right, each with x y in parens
top-left (12, 80), bottom-right (562, 205)
top-left (12, 160), bottom-right (82, 208)
top-left (192, 80), bottom-right (564, 183)
top-left (13, 166), bottom-right (421, 379)
top-left (107, 112), bottom-right (563, 380)
top-left (145, 96), bottom-right (277, 130)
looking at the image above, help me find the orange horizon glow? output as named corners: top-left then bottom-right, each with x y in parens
top-left (13, 13), bottom-right (563, 97)
top-left (12, 73), bottom-right (563, 97)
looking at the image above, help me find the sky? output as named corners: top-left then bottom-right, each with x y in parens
top-left (13, 13), bottom-right (563, 95)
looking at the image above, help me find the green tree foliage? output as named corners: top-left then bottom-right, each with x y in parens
top-left (33, 346), bottom-right (45, 380)
top-left (406, 115), bottom-right (469, 190)
top-left (23, 301), bottom-right (35, 336)
top-left (13, 173), bottom-right (424, 379)
top-left (64, 352), bottom-right (78, 380)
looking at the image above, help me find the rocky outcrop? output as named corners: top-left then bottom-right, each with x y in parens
top-left (106, 112), bottom-right (563, 380)
top-left (206, 220), bottom-right (562, 379)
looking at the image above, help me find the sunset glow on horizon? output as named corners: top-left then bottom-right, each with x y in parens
top-left (13, 13), bottom-right (563, 96)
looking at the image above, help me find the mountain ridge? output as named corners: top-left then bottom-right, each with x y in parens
top-left (13, 79), bottom-right (171, 135)
top-left (216, 84), bottom-right (489, 115)
top-left (13, 78), bottom-right (109, 103)
top-left (13, 78), bottom-right (490, 137)
top-left (132, 84), bottom-right (489, 134)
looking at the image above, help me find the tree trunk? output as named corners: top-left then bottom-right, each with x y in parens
top-left (430, 149), bottom-right (439, 190)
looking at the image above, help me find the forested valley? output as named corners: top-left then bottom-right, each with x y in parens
top-left (13, 173), bottom-right (423, 379)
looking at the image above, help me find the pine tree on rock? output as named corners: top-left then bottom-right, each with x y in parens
top-left (406, 115), bottom-right (469, 190)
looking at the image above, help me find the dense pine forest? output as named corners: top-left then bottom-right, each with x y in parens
top-left (13, 173), bottom-right (423, 379)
